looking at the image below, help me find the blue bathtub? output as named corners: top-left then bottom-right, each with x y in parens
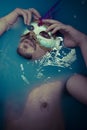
top-left (0, 0), bottom-right (87, 130)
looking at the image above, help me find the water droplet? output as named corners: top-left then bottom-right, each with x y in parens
top-left (73, 15), bottom-right (77, 19)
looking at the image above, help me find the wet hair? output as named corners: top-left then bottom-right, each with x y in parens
top-left (17, 48), bottom-right (32, 60)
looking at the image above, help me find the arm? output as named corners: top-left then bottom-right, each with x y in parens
top-left (78, 34), bottom-right (87, 66)
top-left (42, 19), bottom-right (87, 104)
top-left (0, 8), bottom-right (41, 36)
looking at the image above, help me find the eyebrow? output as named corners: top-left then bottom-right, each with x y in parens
top-left (20, 37), bottom-right (29, 43)
top-left (20, 32), bottom-right (30, 42)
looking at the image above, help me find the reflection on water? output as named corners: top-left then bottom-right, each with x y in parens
top-left (19, 47), bottom-right (76, 84)
top-left (34, 46), bottom-right (76, 80)
top-left (0, 41), bottom-right (76, 87)
top-left (38, 47), bottom-right (76, 68)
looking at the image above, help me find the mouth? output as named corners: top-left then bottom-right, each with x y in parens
top-left (21, 32), bottom-right (38, 50)
top-left (28, 39), bottom-right (36, 50)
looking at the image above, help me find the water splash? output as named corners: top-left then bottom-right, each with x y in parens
top-left (34, 44), bottom-right (76, 80)
top-left (38, 47), bottom-right (76, 68)
top-left (21, 75), bottom-right (30, 85)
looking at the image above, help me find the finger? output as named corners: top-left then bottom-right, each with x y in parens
top-left (52, 27), bottom-right (60, 34)
top-left (27, 11), bottom-right (32, 24)
top-left (29, 8), bottom-right (41, 18)
top-left (42, 19), bottom-right (60, 24)
top-left (15, 8), bottom-right (28, 24)
top-left (46, 24), bottom-right (58, 32)
top-left (24, 10), bottom-right (32, 25)
top-left (33, 15), bottom-right (40, 20)
top-left (52, 25), bottom-right (67, 34)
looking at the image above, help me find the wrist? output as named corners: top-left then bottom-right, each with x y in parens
top-left (79, 33), bottom-right (87, 48)
top-left (2, 9), bottom-right (17, 26)
top-left (0, 18), bottom-right (8, 35)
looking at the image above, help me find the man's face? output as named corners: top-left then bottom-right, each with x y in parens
top-left (17, 31), bottom-right (49, 60)
top-left (19, 38), bottom-right (35, 55)
top-left (17, 22), bottom-right (61, 60)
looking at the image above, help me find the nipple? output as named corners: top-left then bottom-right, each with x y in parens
top-left (40, 101), bottom-right (49, 111)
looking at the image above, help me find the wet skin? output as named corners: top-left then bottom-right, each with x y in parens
top-left (17, 31), bottom-right (50, 60)
top-left (6, 81), bottom-right (65, 130)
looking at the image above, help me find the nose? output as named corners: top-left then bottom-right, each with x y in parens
top-left (23, 44), bottom-right (29, 49)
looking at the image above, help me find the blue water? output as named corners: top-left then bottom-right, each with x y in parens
top-left (0, 0), bottom-right (87, 130)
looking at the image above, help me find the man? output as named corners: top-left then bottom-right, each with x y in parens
top-left (17, 21), bottom-right (62, 60)
top-left (12, 19), bottom-right (87, 130)
top-left (14, 19), bottom-right (87, 130)
top-left (0, 7), bottom-right (62, 60)
top-left (0, 8), bottom-right (87, 130)
top-left (0, 8), bottom-right (65, 130)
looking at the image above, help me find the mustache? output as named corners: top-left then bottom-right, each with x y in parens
top-left (20, 32), bottom-right (38, 50)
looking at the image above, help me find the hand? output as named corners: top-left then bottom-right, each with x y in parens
top-left (2, 8), bottom-right (41, 26)
top-left (42, 19), bottom-right (86, 48)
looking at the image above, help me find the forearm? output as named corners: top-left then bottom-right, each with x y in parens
top-left (0, 10), bottom-right (18, 36)
top-left (0, 18), bottom-right (10, 36)
top-left (79, 34), bottom-right (87, 66)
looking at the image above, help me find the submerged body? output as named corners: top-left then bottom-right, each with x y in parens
top-left (6, 81), bottom-right (65, 130)
top-left (0, 7), bottom-right (87, 130)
